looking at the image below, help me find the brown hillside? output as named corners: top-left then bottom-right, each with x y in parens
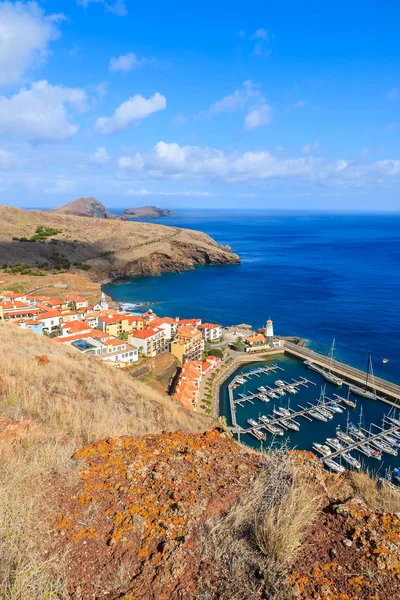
top-left (0, 204), bottom-right (240, 282)
top-left (51, 197), bottom-right (117, 219)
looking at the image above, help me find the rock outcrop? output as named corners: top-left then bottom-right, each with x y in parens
top-left (51, 197), bottom-right (117, 219)
top-left (52, 430), bottom-right (400, 600)
top-left (121, 206), bottom-right (173, 219)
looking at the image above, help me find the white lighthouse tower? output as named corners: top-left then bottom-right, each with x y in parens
top-left (266, 318), bottom-right (274, 342)
top-left (100, 292), bottom-right (108, 311)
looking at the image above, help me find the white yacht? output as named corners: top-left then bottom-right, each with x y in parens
top-left (324, 458), bottom-right (345, 473)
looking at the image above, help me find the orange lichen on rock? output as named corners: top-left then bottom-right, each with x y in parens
top-left (53, 429), bottom-right (265, 600)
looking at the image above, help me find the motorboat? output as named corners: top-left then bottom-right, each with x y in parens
top-left (341, 453), bottom-right (361, 469)
top-left (251, 430), bottom-right (266, 441)
top-left (258, 386), bottom-right (267, 393)
top-left (259, 394), bottom-right (270, 402)
top-left (247, 418), bottom-right (258, 427)
top-left (275, 388), bottom-right (286, 396)
top-left (264, 423), bottom-right (285, 436)
top-left (312, 443), bottom-right (332, 456)
top-left (326, 437), bottom-right (344, 451)
top-left (287, 385), bottom-right (298, 394)
top-left (323, 458), bottom-right (345, 473)
top-left (259, 415), bottom-right (270, 424)
top-left (281, 419), bottom-right (300, 432)
top-left (275, 380), bottom-right (286, 387)
top-left (387, 416), bottom-right (400, 427)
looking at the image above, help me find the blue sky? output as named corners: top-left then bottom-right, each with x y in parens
top-left (0, 0), bottom-right (399, 210)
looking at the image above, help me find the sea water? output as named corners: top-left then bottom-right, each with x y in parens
top-left (104, 210), bottom-right (400, 384)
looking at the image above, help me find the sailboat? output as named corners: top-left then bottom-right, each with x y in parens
top-left (320, 338), bottom-right (343, 386)
top-left (349, 352), bottom-right (377, 400)
top-left (336, 388), bottom-right (357, 409)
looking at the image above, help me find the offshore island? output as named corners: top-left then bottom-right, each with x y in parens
top-left (1, 203), bottom-right (400, 599)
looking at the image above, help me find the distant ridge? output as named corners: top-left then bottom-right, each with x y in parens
top-left (121, 206), bottom-right (173, 219)
top-left (51, 197), bottom-right (117, 219)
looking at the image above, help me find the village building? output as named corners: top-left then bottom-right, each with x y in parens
top-left (128, 327), bottom-right (168, 357)
top-left (199, 322), bottom-right (222, 342)
top-left (174, 360), bottom-right (203, 410)
top-left (36, 311), bottom-right (63, 333)
top-left (93, 292), bottom-right (109, 312)
top-left (170, 326), bottom-right (204, 364)
top-left (66, 295), bottom-right (89, 310)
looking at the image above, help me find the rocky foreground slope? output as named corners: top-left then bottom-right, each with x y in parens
top-left (0, 204), bottom-right (239, 282)
top-left (51, 432), bottom-right (400, 600)
top-left (1, 326), bottom-right (399, 600)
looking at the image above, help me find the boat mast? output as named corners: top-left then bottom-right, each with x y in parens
top-left (328, 338), bottom-right (335, 373)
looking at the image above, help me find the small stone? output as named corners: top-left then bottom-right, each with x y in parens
top-left (329, 547), bottom-right (337, 558)
top-left (343, 538), bottom-right (352, 547)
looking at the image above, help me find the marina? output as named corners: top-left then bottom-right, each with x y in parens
top-left (221, 354), bottom-right (400, 483)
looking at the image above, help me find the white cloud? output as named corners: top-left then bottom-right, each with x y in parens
top-left (43, 175), bottom-right (75, 194)
top-left (126, 188), bottom-right (214, 197)
top-left (77, 0), bottom-right (127, 16)
top-left (387, 87), bottom-right (398, 100)
top-left (0, 80), bottom-right (87, 143)
top-left (95, 92), bottom-right (166, 134)
top-left (117, 141), bottom-right (400, 187)
top-left (109, 53), bottom-right (167, 73)
top-left (292, 100), bottom-right (308, 109)
top-left (172, 113), bottom-right (188, 125)
top-left (302, 141), bottom-right (320, 154)
top-left (251, 28), bottom-right (268, 40)
top-left (90, 146), bottom-right (109, 165)
top-left (200, 80), bottom-right (266, 121)
top-left (0, 149), bottom-right (19, 169)
top-left (0, 1), bottom-right (64, 85)
top-left (244, 104), bottom-right (272, 130)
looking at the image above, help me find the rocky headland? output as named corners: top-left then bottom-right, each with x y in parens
top-left (0, 204), bottom-right (240, 284)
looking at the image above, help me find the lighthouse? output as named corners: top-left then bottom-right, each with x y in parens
top-left (100, 292), bottom-right (108, 311)
top-left (266, 318), bottom-right (274, 342)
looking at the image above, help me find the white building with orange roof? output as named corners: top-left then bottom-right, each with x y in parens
top-left (128, 327), bottom-right (168, 357)
top-left (199, 322), bottom-right (222, 342)
top-left (178, 318), bottom-right (202, 328)
top-left (60, 321), bottom-right (93, 338)
top-left (66, 295), bottom-right (89, 310)
top-left (36, 310), bottom-right (62, 333)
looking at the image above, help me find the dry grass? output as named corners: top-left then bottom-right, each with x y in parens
top-left (0, 322), bottom-right (212, 443)
top-left (198, 451), bottom-right (322, 600)
top-left (0, 323), bottom-right (213, 597)
top-left (350, 470), bottom-right (400, 513)
top-left (0, 430), bottom-right (75, 599)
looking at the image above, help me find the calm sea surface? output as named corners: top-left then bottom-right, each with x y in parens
top-left (104, 210), bottom-right (400, 473)
top-left (104, 210), bottom-right (400, 384)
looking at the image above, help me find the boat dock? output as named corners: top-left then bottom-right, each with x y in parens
top-left (237, 396), bottom-right (345, 435)
top-left (327, 422), bottom-right (400, 460)
top-left (283, 341), bottom-right (400, 405)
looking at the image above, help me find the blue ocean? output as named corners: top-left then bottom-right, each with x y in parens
top-left (104, 210), bottom-right (400, 384)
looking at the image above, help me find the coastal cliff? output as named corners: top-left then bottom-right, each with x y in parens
top-left (0, 204), bottom-right (240, 283)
